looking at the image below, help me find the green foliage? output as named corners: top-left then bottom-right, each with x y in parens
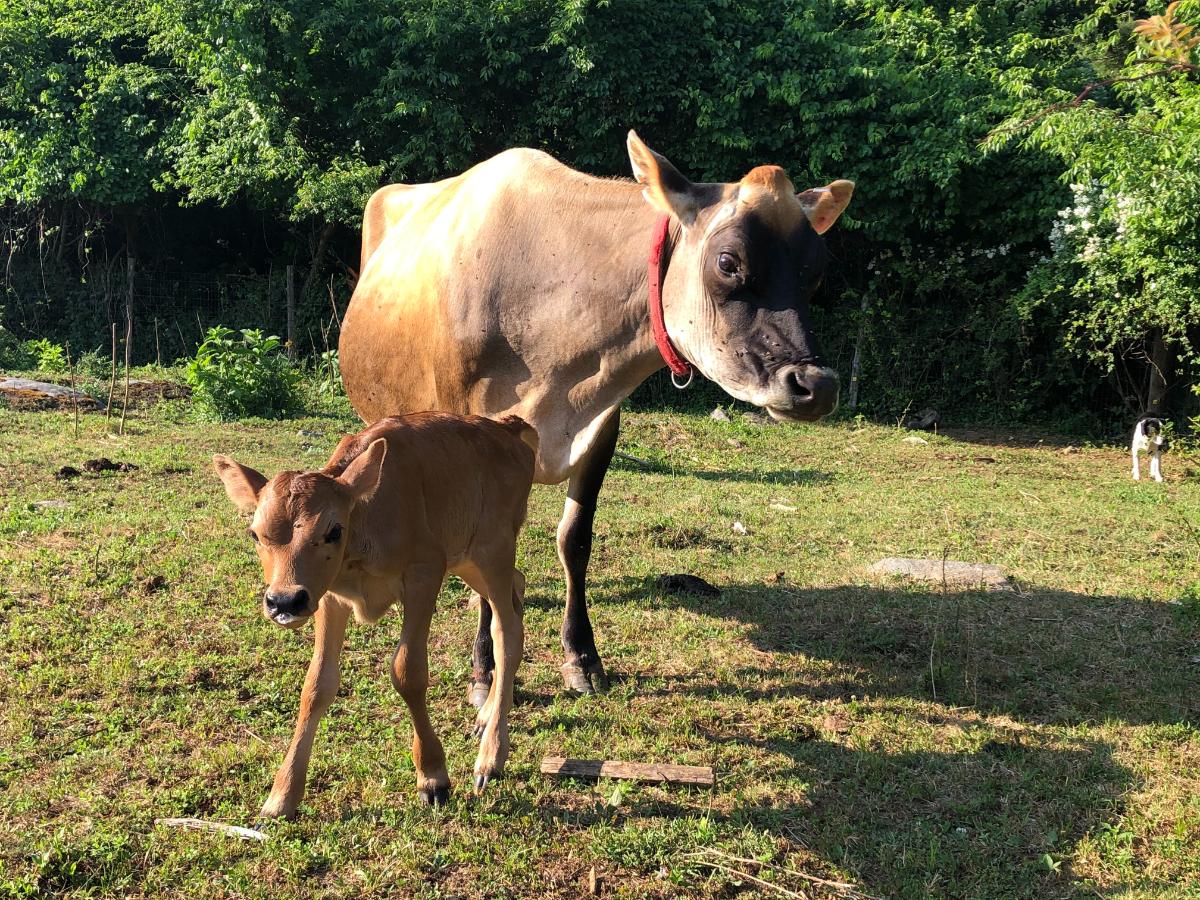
top-left (185, 325), bottom-right (300, 420)
top-left (985, 0), bottom-right (1200, 411)
top-left (1, 0), bottom-right (1196, 428)
top-left (0, 326), bottom-right (35, 369)
top-left (23, 338), bottom-right (66, 373)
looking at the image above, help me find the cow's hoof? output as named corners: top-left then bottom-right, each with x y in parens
top-left (467, 678), bottom-right (491, 709)
top-left (418, 783), bottom-right (451, 806)
top-left (561, 658), bottom-right (609, 695)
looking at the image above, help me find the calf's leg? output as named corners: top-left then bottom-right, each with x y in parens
top-left (391, 572), bottom-right (451, 805)
top-left (473, 565), bottom-right (523, 791)
top-left (259, 598), bottom-right (350, 819)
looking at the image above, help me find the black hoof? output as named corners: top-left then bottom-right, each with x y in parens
top-left (418, 784), bottom-right (451, 806)
top-left (561, 658), bottom-right (609, 695)
top-left (467, 678), bottom-right (491, 709)
top-left (473, 772), bottom-right (496, 793)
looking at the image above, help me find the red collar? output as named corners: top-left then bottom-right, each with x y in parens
top-left (647, 214), bottom-right (693, 381)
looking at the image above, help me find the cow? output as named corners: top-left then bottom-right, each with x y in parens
top-left (213, 412), bottom-right (537, 816)
top-left (340, 131), bottom-right (854, 702)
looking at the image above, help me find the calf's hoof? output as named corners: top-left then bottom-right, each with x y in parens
top-left (473, 771), bottom-right (501, 793)
top-left (467, 678), bottom-right (491, 709)
top-left (561, 658), bottom-right (609, 695)
top-left (418, 783), bottom-right (452, 806)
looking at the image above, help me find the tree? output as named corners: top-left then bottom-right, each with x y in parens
top-left (985, 0), bottom-right (1200, 415)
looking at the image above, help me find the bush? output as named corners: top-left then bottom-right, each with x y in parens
top-left (185, 326), bottom-right (300, 420)
top-left (24, 338), bottom-right (68, 373)
top-left (0, 326), bottom-right (35, 369)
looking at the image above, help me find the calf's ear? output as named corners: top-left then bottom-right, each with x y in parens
top-left (213, 455), bottom-right (267, 514)
top-left (338, 438), bottom-right (387, 504)
top-left (797, 180), bottom-right (855, 234)
top-left (627, 130), bottom-right (702, 227)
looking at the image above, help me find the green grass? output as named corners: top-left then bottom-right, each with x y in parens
top-left (2, 399), bottom-right (1199, 898)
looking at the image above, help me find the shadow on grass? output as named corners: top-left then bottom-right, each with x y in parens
top-left (600, 578), bottom-right (1196, 728)
top-left (571, 578), bottom-right (1196, 895)
top-left (609, 455), bottom-right (834, 486)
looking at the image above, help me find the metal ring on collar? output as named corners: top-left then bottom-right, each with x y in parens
top-left (671, 368), bottom-right (695, 390)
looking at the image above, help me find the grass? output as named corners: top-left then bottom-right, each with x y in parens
top-left (2, 396), bottom-right (1200, 898)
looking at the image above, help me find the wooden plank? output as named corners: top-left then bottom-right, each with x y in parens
top-left (540, 756), bottom-right (714, 787)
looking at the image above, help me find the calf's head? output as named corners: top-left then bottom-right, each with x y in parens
top-left (627, 131), bottom-right (853, 421)
top-left (212, 440), bottom-right (387, 628)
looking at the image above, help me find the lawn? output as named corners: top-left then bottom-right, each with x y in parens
top-left (2, 397), bottom-right (1199, 898)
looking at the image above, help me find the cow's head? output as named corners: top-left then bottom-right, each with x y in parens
top-left (627, 131), bottom-right (852, 421)
top-left (212, 441), bottom-right (386, 628)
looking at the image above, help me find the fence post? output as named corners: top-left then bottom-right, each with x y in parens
top-left (286, 264), bottom-right (296, 360)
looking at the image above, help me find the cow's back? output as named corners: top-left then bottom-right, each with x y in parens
top-left (339, 148), bottom-right (654, 485)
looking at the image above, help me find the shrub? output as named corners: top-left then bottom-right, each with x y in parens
top-left (24, 338), bottom-right (67, 373)
top-left (185, 326), bottom-right (300, 420)
top-left (0, 326), bottom-right (35, 369)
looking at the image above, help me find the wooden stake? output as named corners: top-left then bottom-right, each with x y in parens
top-left (105, 322), bottom-right (117, 431)
top-left (66, 343), bottom-right (79, 439)
top-left (119, 256), bottom-right (133, 435)
top-left (286, 263), bottom-right (296, 360)
top-left (540, 757), bottom-right (713, 787)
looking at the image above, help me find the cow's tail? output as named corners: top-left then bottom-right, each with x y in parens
top-left (496, 415), bottom-right (539, 455)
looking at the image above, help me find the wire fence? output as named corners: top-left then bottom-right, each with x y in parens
top-left (3, 260), bottom-right (350, 367)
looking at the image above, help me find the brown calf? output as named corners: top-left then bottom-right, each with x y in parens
top-left (213, 411), bottom-right (537, 818)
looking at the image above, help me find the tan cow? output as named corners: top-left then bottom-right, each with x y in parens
top-left (213, 412), bottom-right (537, 817)
top-left (341, 132), bottom-right (854, 701)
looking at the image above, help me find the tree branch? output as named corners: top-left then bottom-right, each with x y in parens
top-left (983, 62), bottom-right (1198, 145)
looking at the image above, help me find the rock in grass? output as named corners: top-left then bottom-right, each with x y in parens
top-left (709, 407), bottom-right (731, 423)
top-left (870, 556), bottom-right (1013, 592)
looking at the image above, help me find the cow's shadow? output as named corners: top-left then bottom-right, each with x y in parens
top-left (609, 454), bottom-right (834, 485)
top-left (597, 578), bottom-right (1195, 728)
top-left (542, 578), bottom-right (1196, 896)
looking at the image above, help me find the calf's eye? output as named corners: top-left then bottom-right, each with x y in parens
top-left (717, 252), bottom-right (739, 276)
top-left (248, 529), bottom-right (259, 544)
top-left (325, 524), bottom-right (343, 544)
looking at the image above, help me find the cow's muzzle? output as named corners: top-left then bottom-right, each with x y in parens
top-left (765, 364), bottom-right (839, 422)
top-left (264, 588), bottom-right (315, 628)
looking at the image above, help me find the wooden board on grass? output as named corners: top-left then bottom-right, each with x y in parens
top-left (540, 756), bottom-right (714, 787)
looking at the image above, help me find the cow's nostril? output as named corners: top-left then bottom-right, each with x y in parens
top-left (785, 369), bottom-right (813, 400)
top-left (265, 589), bottom-right (309, 616)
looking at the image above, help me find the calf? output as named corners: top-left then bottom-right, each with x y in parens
top-left (213, 412), bottom-right (537, 818)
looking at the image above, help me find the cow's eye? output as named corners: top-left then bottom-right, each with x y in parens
top-left (248, 529), bottom-right (260, 544)
top-left (325, 524), bottom-right (343, 544)
top-left (717, 252), bottom-right (739, 276)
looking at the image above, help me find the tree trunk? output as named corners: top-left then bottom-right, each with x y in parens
top-left (1145, 329), bottom-right (1171, 415)
top-left (846, 293), bottom-right (870, 412)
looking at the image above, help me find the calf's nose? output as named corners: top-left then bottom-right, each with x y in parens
top-left (265, 588), bottom-right (310, 618)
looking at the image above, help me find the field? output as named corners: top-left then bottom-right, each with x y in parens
top-left (2, 399), bottom-right (1199, 898)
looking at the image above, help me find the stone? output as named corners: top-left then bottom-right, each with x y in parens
top-left (870, 556), bottom-right (1014, 592)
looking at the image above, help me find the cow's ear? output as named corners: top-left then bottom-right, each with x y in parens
top-left (797, 180), bottom-right (855, 234)
top-left (338, 438), bottom-right (386, 503)
top-left (627, 130), bottom-right (701, 227)
top-left (213, 455), bottom-right (267, 514)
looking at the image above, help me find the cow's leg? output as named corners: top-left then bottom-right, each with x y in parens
top-left (472, 563), bottom-right (523, 791)
top-left (468, 600), bottom-right (495, 709)
top-left (259, 597), bottom-right (350, 820)
top-left (391, 570), bottom-right (451, 805)
top-left (557, 407), bottom-right (620, 694)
